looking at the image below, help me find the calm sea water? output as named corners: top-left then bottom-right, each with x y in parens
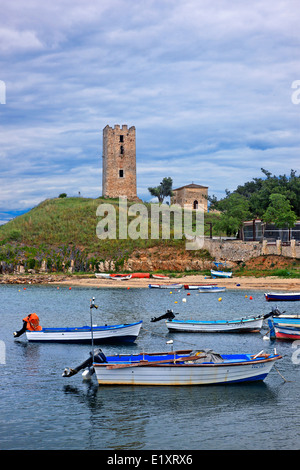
top-left (1, 282), bottom-right (300, 451)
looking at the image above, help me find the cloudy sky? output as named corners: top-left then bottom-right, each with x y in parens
top-left (1, 0), bottom-right (300, 224)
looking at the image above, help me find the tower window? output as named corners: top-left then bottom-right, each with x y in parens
top-left (120, 135), bottom-right (124, 142)
top-left (119, 169), bottom-right (124, 178)
top-left (120, 145), bottom-right (124, 154)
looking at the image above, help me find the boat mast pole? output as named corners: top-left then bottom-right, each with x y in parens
top-left (90, 297), bottom-right (98, 364)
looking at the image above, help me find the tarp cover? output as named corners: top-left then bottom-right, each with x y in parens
top-left (189, 349), bottom-right (224, 363)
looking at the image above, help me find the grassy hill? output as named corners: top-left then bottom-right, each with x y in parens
top-left (0, 197), bottom-right (218, 273)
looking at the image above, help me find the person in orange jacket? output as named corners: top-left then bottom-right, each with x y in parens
top-left (13, 313), bottom-right (42, 337)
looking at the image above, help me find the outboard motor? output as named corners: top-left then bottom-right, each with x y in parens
top-left (263, 307), bottom-right (284, 320)
top-left (62, 348), bottom-right (107, 378)
top-left (151, 309), bottom-right (177, 322)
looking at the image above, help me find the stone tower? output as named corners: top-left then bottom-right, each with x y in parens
top-left (102, 124), bottom-right (137, 200)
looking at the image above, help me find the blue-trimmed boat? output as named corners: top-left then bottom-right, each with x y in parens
top-left (62, 348), bottom-right (282, 385)
top-left (24, 321), bottom-right (143, 343)
top-left (265, 292), bottom-right (300, 301)
top-left (14, 298), bottom-right (142, 344)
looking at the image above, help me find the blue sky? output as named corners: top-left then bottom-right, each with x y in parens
top-left (1, 0), bottom-right (300, 224)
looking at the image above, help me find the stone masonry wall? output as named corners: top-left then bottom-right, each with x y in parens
top-left (102, 124), bottom-right (137, 200)
top-left (202, 238), bottom-right (300, 263)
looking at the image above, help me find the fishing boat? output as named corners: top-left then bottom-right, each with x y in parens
top-left (150, 309), bottom-right (270, 332)
top-left (62, 348), bottom-right (282, 385)
top-left (265, 292), bottom-right (300, 301)
top-left (267, 317), bottom-right (300, 340)
top-left (183, 284), bottom-right (217, 290)
top-left (152, 274), bottom-right (170, 279)
top-left (211, 269), bottom-right (232, 278)
top-left (148, 283), bottom-right (183, 289)
top-left (17, 321), bottom-right (143, 343)
top-left (95, 273), bottom-right (132, 280)
top-left (130, 273), bottom-right (150, 278)
top-left (198, 286), bottom-right (226, 293)
top-left (109, 273), bottom-right (150, 279)
top-left (165, 316), bottom-right (264, 333)
top-left (109, 274), bottom-right (132, 280)
top-left (13, 298), bottom-right (142, 344)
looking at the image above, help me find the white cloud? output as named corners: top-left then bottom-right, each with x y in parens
top-left (0, 0), bottom-right (300, 221)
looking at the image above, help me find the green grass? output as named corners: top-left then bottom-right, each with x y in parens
top-left (0, 197), bottom-right (216, 272)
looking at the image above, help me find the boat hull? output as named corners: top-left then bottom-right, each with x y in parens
top-left (198, 287), bottom-right (226, 293)
top-left (94, 352), bottom-right (281, 386)
top-left (148, 284), bottom-right (183, 289)
top-left (211, 270), bottom-right (232, 278)
top-left (272, 320), bottom-right (300, 340)
top-left (265, 292), bottom-right (300, 301)
top-left (184, 284), bottom-right (217, 290)
top-left (165, 317), bottom-right (264, 333)
top-left (25, 321), bottom-right (142, 343)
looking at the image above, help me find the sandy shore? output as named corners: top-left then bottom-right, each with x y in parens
top-left (1, 273), bottom-right (300, 290)
top-left (54, 274), bottom-right (300, 291)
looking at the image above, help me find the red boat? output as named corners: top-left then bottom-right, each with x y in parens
top-left (110, 273), bottom-right (150, 279)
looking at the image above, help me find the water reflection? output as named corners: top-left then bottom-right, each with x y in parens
top-left (61, 377), bottom-right (279, 450)
top-left (2, 284), bottom-right (300, 450)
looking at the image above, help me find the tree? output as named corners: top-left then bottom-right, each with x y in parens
top-left (213, 193), bottom-right (251, 236)
top-left (263, 193), bottom-right (297, 229)
top-left (210, 169), bottom-right (300, 218)
top-left (148, 177), bottom-right (173, 203)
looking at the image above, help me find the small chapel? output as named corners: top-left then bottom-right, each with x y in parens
top-left (171, 183), bottom-right (209, 211)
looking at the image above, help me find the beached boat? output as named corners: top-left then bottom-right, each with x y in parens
top-left (152, 274), bottom-right (170, 279)
top-left (165, 315), bottom-right (264, 333)
top-left (131, 273), bottom-right (150, 278)
top-left (23, 321), bottom-right (143, 343)
top-left (210, 269), bottom-right (232, 278)
top-left (62, 348), bottom-right (282, 385)
top-left (183, 284), bottom-right (217, 290)
top-left (109, 273), bottom-right (150, 279)
top-left (148, 283), bottom-right (183, 289)
top-left (95, 273), bottom-right (132, 280)
top-left (265, 292), bottom-right (300, 301)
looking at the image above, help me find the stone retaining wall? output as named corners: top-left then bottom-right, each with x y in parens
top-left (202, 238), bottom-right (300, 263)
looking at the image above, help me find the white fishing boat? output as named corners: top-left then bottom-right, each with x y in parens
top-left (184, 284), bottom-right (217, 290)
top-left (13, 298), bottom-right (142, 344)
top-left (211, 269), bottom-right (232, 278)
top-left (62, 348), bottom-right (281, 385)
top-left (152, 274), bottom-right (170, 279)
top-left (95, 273), bottom-right (111, 279)
top-left (148, 283), bottom-right (183, 289)
top-left (198, 286), bottom-right (226, 293)
top-left (24, 321), bottom-right (142, 343)
top-left (165, 315), bottom-right (264, 333)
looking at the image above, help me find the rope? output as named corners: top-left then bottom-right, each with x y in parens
top-left (274, 364), bottom-right (291, 383)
